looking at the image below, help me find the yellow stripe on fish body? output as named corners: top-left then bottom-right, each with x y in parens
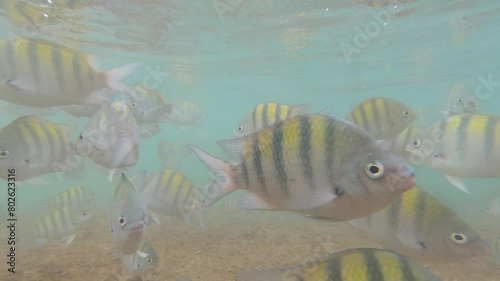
top-left (374, 251), bottom-right (404, 281)
top-left (265, 103), bottom-right (278, 126)
top-left (341, 252), bottom-right (370, 281)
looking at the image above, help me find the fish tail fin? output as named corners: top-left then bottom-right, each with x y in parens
top-left (189, 145), bottom-right (237, 208)
top-left (236, 269), bottom-right (285, 281)
top-left (105, 63), bottom-right (141, 93)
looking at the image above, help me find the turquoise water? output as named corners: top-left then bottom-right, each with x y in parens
top-left (1, 0), bottom-right (500, 280)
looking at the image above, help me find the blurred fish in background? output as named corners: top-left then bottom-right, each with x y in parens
top-left (120, 237), bottom-right (159, 277)
top-left (346, 97), bottom-right (417, 140)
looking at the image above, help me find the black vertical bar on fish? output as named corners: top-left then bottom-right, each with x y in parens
top-left (252, 137), bottom-right (267, 195)
top-left (397, 255), bottom-right (418, 281)
top-left (299, 116), bottom-right (314, 189)
top-left (457, 114), bottom-right (471, 162)
top-left (387, 197), bottom-right (401, 231)
top-left (325, 117), bottom-right (336, 189)
top-left (262, 103), bottom-right (269, 129)
top-left (240, 160), bottom-right (250, 190)
top-left (371, 98), bottom-right (382, 134)
top-left (272, 121), bottom-right (288, 197)
top-left (484, 117), bottom-right (496, 162)
top-left (27, 40), bottom-right (41, 84)
top-left (363, 250), bottom-right (384, 281)
top-left (51, 45), bottom-right (65, 95)
top-left (73, 54), bottom-right (84, 96)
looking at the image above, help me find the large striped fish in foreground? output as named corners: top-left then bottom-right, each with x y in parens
top-left (23, 205), bottom-right (92, 248)
top-left (191, 114), bottom-right (415, 221)
top-left (0, 37), bottom-right (137, 107)
top-left (236, 248), bottom-right (442, 281)
top-left (349, 186), bottom-right (487, 262)
top-left (109, 173), bottom-right (148, 256)
top-left (346, 97), bottom-right (417, 140)
top-left (0, 115), bottom-right (81, 181)
top-left (141, 168), bottom-right (205, 232)
top-left (405, 114), bottom-right (500, 193)
top-left (74, 104), bottom-right (140, 181)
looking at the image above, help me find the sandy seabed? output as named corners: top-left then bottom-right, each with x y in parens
top-left (1, 208), bottom-right (500, 281)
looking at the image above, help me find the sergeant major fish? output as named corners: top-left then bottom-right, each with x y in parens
top-left (237, 248), bottom-right (442, 281)
top-left (191, 114), bottom-right (415, 221)
top-left (0, 37), bottom-right (137, 107)
top-left (125, 83), bottom-right (172, 124)
top-left (0, 115), bottom-right (80, 182)
top-left (405, 113), bottom-right (500, 194)
top-left (141, 168), bottom-right (205, 232)
top-left (47, 186), bottom-right (94, 210)
top-left (346, 97), bottom-right (417, 140)
top-left (109, 172), bottom-right (148, 256)
top-left (349, 186), bottom-right (487, 262)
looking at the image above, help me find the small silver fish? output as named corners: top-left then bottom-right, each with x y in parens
top-left (74, 104), bottom-right (140, 180)
top-left (139, 123), bottom-right (161, 138)
top-left (444, 84), bottom-right (478, 117)
top-left (120, 237), bottom-right (159, 276)
top-left (109, 172), bottom-right (148, 256)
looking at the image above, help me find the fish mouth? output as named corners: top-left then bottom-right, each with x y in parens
top-left (385, 169), bottom-right (415, 193)
top-left (128, 223), bottom-right (145, 232)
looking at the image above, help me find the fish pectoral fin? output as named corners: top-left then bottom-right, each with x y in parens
top-left (4, 78), bottom-right (37, 92)
top-left (62, 233), bottom-right (76, 247)
top-left (136, 251), bottom-right (149, 258)
top-left (288, 190), bottom-right (338, 211)
top-left (237, 192), bottom-right (277, 210)
top-left (107, 169), bottom-right (117, 182)
top-left (444, 175), bottom-right (472, 195)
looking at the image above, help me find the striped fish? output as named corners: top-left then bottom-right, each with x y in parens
top-left (47, 186), bottom-right (94, 210)
top-left (142, 168), bottom-right (205, 232)
top-left (27, 205), bottom-right (92, 248)
top-left (1, 0), bottom-right (85, 28)
top-left (139, 123), bottom-right (161, 139)
top-left (125, 83), bottom-right (172, 124)
top-left (121, 237), bottom-right (159, 277)
top-left (0, 37), bottom-right (137, 107)
top-left (405, 114), bottom-right (500, 193)
top-left (346, 97), bottom-right (417, 140)
top-left (191, 114), bottom-right (415, 221)
top-left (166, 99), bottom-right (203, 127)
top-left (0, 115), bottom-right (79, 181)
top-left (236, 248), bottom-right (442, 281)
top-left (235, 102), bottom-right (311, 137)
top-left (349, 187), bottom-right (487, 262)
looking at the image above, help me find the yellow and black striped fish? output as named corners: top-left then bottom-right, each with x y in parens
top-left (349, 186), bottom-right (487, 262)
top-left (346, 97), bottom-right (417, 140)
top-left (0, 115), bottom-right (79, 181)
top-left (27, 205), bottom-right (92, 248)
top-left (121, 237), bottom-right (159, 276)
top-left (1, 0), bottom-right (85, 28)
top-left (379, 125), bottom-right (422, 163)
top-left (405, 113), bottom-right (500, 192)
top-left (235, 102), bottom-right (311, 137)
top-left (237, 248), bottom-right (442, 281)
top-left (0, 37), bottom-right (137, 107)
top-left (191, 114), bottom-right (415, 222)
top-left (126, 83), bottom-right (172, 124)
top-left (47, 186), bottom-right (94, 210)
top-left (142, 168), bottom-right (205, 232)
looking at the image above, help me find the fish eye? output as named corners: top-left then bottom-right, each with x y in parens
top-left (411, 139), bottom-right (422, 148)
top-left (450, 232), bottom-right (468, 244)
top-left (118, 216), bottom-right (126, 226)
top-left (237, 125), bottom-right (243, 132)
top-left (365, 161), bottom-right (385, 179)
top-left (82, 212), bottom-right (87, 216)
top-left (78, 133), bottom-right (84, 140)
top-left (0, 149), bottom-right (9, 159)
top-left (155, 124), bottom-right (160, 128)
top-left (457, 98), bottom-right (464, 104)
top-left (131, 103), bottom-right (136, 107)
top-left (402, 110), bottom-right (411, 117)
top-left (147, 258), bottom-right (153, 264)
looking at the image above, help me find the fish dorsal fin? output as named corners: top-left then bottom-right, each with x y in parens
top-left (290, 103), bottom-right (311, 115)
